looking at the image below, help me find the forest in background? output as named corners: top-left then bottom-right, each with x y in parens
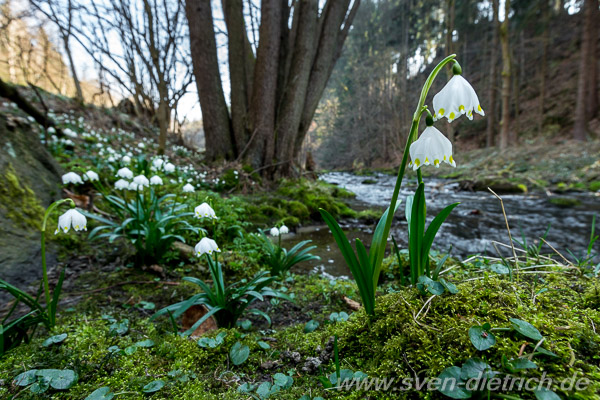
top-left (1, 0), bottom-right (598, 173)
top-left (313, 0), bottom-right (600, 169)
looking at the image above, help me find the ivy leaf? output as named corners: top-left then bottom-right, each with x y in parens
top-left (258, 341), bottom-right (271, 350)
top-left (304, 320), bottom-right (319, 333)
top-left (468, 325), bottom-right (496, 351)
top-left (437, 366), bottom-right (471, 399)
top-left (230, 342), bottom-right (250, 365)
top-left (143, 380), bottom-right (165, 393)
top-left (85, 387), bottom-right (115, 400)
top-left (42, 333), bottom-right (68, 347)
top-left (534, 388), bottom-right (562, 400)
top-left (510, 318), bottom-right (543, 341)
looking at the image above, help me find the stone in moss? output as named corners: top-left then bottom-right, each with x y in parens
top-left (548, 196), bottom-right (581, 208)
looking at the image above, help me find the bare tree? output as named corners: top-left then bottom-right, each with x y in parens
top-left (75, 0), bottom-right (193, 153)
top-left (498, 0), bottom-right (511, 149)
top-left (186, 0), bottom-right (361, 177)
top-left (30, 0), bottom-right (84, 104)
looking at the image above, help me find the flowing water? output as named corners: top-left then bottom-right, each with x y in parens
top-left (284, 172), bottom-right (600, 278)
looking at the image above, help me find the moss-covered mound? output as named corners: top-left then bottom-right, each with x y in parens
top-left (2, 272), bottom-right (599, 399)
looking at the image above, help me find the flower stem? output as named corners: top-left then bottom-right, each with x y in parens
top-left (371, 54), bottom-right (457, 288)
top-left (41, 198), bottom-right (75, 324)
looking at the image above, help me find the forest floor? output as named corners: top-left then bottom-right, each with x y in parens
top-left (1, 90), bottom-right (600, 400)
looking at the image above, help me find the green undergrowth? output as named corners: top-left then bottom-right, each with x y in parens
top-left (3, 269), bottom-right (600, 399)
top-left (245, 178), bottom-right (358, 227)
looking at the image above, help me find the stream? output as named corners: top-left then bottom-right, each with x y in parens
top-left (284, 172), bottom-right (600, 278)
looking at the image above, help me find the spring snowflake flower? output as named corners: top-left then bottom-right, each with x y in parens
top-left (62, 172), bottom-right (83, 185)
top-left (122, 155), bottom-right (131, 164)
top-left (63, 128), bottom-right (78, 138)
top-left (116, 167), bottom-right (134, 179)
top-left (279, 225), bottom-right (289, 234)
top-left (128, 181), bottom-right (140, 191)
top-left (84, 171), bottom-right (99, 181)
top-left (195, 237), bottom-right (221, 256)
top-left (133, 175), bottom-right (150, 187)
top-left (409, 125), bottom-right (455, 170)
top-left (137, 142), bottom-right (145, 149)
top-left (194, 203), bottom-right (217, 219)
top-left (150, 175), bottom-right (163, 185)
top-left (115, 179), bottom-right (129, 190)
top-left (270, 227), bottom-right (280, 237)
top-left (182, 183), bottom-right (195, 193)
top-left (433, 63), bottom-right (484, 123)
top-left (55, 208), bottom-right (87, 234)
top-left (152, 158), bottom-right (164, 170)
top-left (164, 162), bottom-right (176, 173)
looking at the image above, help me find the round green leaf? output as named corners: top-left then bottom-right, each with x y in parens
top-left (230, 342), bottom-right (250, 365)
top-left (43, 333), bottom-right (68, 347)
top-left (511, 358), bottom-right (538, 370)
top-left (304, 320), bottom-right (319, 333)
top-left (468, 326), bottom-right (496, 351)
top-left (135, 339), bottom-right (155, 348)
top-left (124, 345), bottom-right (137, 355)
top-left (417, 275), bottom-right (445, 295)
top-left (37, 369), bottom-right (78, 390)
top-left (489, 263), bottom-right (510, 275)
top-left (256, 381), bottom-right (272, 398)
top-left (460, 359), bottom-right (496, 380)
top-left (510, 318), bottom-right (543, 341)
top-left (439, 278), bottom-right (459, 294)
top-left (30, 377), bottom-right (50, 394)
top-left (13, 370), bottom-right (38, 386)
top-left (273, 373), bottom-right (292, 389)
top-left (534, 388), bottom-right (562, 400)
top-left (85, 387), bottom-right (115, 400)
top-left (437, 366), bottom-right (471, 399)
top-left (143, 379), bottom-right (165, 393)
top-left (258, 341), bottom-right (271, 350)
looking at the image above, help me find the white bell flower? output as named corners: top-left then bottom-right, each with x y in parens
top-left (55, 208), bottom-right (87, 234)
top-left (194, 203), bottom-right (217, 219)
top-left (409, 125), bottom-right (456, 170)
top-left (195, 237), bottom-right (221, 256)
top-left (122, 155), bottom-right (131, 164)
top-left (164, 163), bottom-right (176, 173)
top-left (84, 171), bottom-right (99, 181)
top-left (62, 172), bottom-right (83, 185)
top-left (152, 158), bottom-right (164, 170)
top-left (270, 227), bottom-right (280, 237)
top-left (128, 181), bottom-right (140, 191)
top-left (133, 175), bottom-right (149, 187)
top-left (115, 179), bottom-right (129, 190)
top-left (182, 183), bottom-right (195, 193)
top-left (150, 175), bottom-right (163, 185)
top-left (116, 167), bottom-right (134, 179)
top-left (433, 67), bottom-right (484, 123)
top-left (279, 225), bottom-right (289, 234)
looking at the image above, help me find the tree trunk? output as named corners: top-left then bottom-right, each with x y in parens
top-left (573, 0), bottom-right (594, 141)
top-left (185, 0), bottom-right (235, 160)
top-left (62, 35), bottom-right (84, 104)
top-left (445, 0), bottom-right (456, 143)
top-left (246, 0), bottom-right (282, 171)
top-left (486, 0), bottom-right (499, 147)
top-left (585, 0), bottom-right (598, 120)
top-left (538, 0), bottom-right (549, 134)
top-left (499, 0), bottom-right (511, 149)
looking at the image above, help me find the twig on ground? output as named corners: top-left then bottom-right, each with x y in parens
top-left (488, 188), bottom-right (519, 270)
top-left (67, 280), bottom-right (180, 295)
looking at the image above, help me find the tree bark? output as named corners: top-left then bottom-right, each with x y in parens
top-left (585, 0), bottom-right (598, 120)
top-left (499, 0), bottom-right (511, 149)
top-left (486, 0), bottom-right (499, 147)
top-left (445, 0), bottom-right (456, 143)
top-left (62, 35), bottom-right (84, 104)
top-left (185, 0), bottom-right (235, 160)
top-left (573, 0), bottom-right (594, 141)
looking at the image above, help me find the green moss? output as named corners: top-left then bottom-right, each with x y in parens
top-left (589, 181), bottom-right (600, 192)
top-left (548, 197), bottom-right (582, 208)
top-left (0, 163), bottom-right (44, 230)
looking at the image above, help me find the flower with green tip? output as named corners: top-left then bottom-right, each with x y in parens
top-left (55, 208), bottom-right (87, 234)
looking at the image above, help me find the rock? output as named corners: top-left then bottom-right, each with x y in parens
top-left (181, 304), bottom-right (217, 338)
top-left (0, 114), bottom-right (62, 302)
top-left (260, 361), bottom-right (280, 370)
top-left (301, 357), bottom-right (322, 374)
top-left (281, 351), bottom-right (302, 364)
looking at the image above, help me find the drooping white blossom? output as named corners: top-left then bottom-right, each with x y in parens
top-left (62, 172), bottom-right (83, 185)
top-left (279, 225), bottom-right (289, 234)
top-left (84, 171), bottom-right (99, 181)
top-left (121, 155), bottom-right (132, 164)
top-left (115, 179), bottom-right (129, 190)
top-left (270, 227), bottom-right (280, 237)
top-left (194, 203), bottom-right (217, 219)
top-left (152, 158), bottom-right (164, 170)
top-left (195, 237), bottom-right (221, 256)
top-left (164, 162), bottom-right (176, 173)
top-left (116, 167), bottom-right (134, 179)
top-left (150, 175), bottom-right (163, 185)
top-left (182, 183), bottom-right (195, 193)
top-left (409, 126), bottom-right (456, 170)
top-left (433, 74), bottom-right (484, 123)
top-left (55, 208), bottom-right (87, 234)
top-left (133, 175), bottom-right (150, 187)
